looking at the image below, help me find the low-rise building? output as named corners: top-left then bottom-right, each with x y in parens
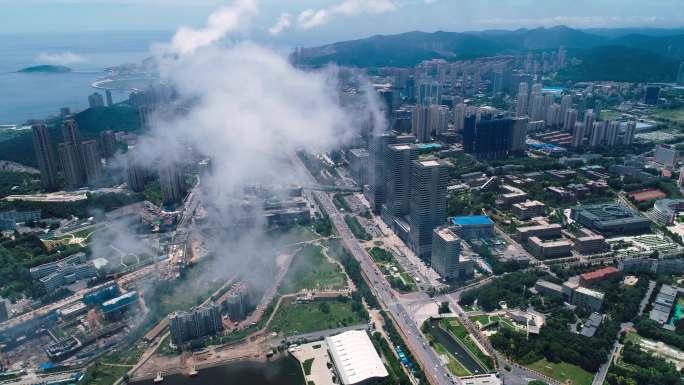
top-left (500, 184), bottom-right (527, 206)
top-left (652, 199), bottom-right (684, 225)
top-left (326, 330), bottom-right (389, 385)
top-left (516, 223), bottom-right (562, 240)
top-left (449, 215), bottom-right (494, 239)
top-left (579, 266), bottom-right (619, 286)
top-left (527, 237), bottom-right (572, 258)
top-left (574, 229), bottom-right (608, 255)
top-left (536, 279), bottom-right (604, 311)
top-left (30, 252), bottom-right (97, 291)
top-left (570, 203), bottom-right (651, 235)
top-left (580, 312), bottom-right (603, 337)
top-left (511, 200), bottom-right (545, 220)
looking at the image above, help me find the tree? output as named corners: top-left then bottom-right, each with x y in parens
top-left (319, 302), bottom-right (331, 314)
top-left (438, 301), bottom-right (450, 314)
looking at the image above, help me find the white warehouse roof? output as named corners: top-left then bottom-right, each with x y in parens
top-left (325, 330), bottom-right (389, 385)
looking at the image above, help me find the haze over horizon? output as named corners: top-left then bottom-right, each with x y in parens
top-left (2, 0), bottom-right (684, 47)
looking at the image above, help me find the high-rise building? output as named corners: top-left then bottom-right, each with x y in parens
top-left (168, 303), bottom-right (223, 345)
top-left (655, 144), bottom-right (679, 169)
top-left (59, 119), bottom-right (86, 188)
top-left (563, 108), bottom-right (577, 132)
top-left (99, 130), bottom-right (118, 158)
top-left (81, 140), bottom-right (102, 185)
top-left (678, 62), bottom-right (684, 86)
top-left (428, 105), bottom-right (449, 137)
top-left (105, 90), bottom-right (113, 107)
top-left (462, 115), bottom-right (516, 160)
top-left (408, 159), bottom-right (449, 259)
top-left (159, 164), bottom-right (186, 205)
top-left (510, 117), bottom-right (528, 155)
top-left (367, 132), bottom-right (398, 213)
top-left (644, 85), bottom-right (660, 105)
top-left (348, 148), bottom-right (369, 186)
top-left (530, 94), bottom-right (545, 121)
top-left (546, 103), bottom-right (561, 128)
top-left (560, 95), bottom-right (572, 122)
top-left (678, 166), bottom-right (684, 187)
top-left (453, 103), bottom-right (466, 132)
top-left (31, 123), bottom-right (59, 191)
top-left (58, 142), bottom-right (85, 188)
top-left (431, 227), bottom-right (474, 281)
top-left (383, 144), bottom-right (418, 219)
top-left (88, 92), bottom-right (105, 108)
top-left (418, 81), bottom-right (441, 106)
top-left (61, 119), bottom-right (82, 149)
top-left (624, 121), bottom-right (636, 146)
top-left (412, 105), bottom-right (430, 142)
top-left (572, 122), bottom-right (585, 148)
top-left (582, 110), bottom-right (595, 139)
top-left (0, 297), bottom-right (10, 322)
top-left (605, 121), bottom-right (620, 146)
top-left (516, 83), bottom-right (529, 117)
top-left (590, 121), bottom-right (606, 147)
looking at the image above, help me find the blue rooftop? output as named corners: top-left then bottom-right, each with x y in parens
top-left (416, 143), bottom-right (443, 150)
top-left (450, 215), bottom-right (494, 226)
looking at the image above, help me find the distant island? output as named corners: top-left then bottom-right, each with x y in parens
top-left (18, 65), bottom-right (72, 73)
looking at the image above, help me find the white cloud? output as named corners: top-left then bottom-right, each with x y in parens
top-left (36, 52), bottom-right (85, 66)
top-left (166, 0), bottom-right (257, 55)
top-left (297, 0), bottom-right (399, 30)
top-left (268, 12), bottom-right (292, 36)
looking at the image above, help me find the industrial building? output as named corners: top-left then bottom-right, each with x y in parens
top-left (101, 291), bottom-right (139, 320)
top-left (325, 330), bottom-right (389, 385)
top-left (570, 203), bottom-right (650, 235)
top-left (449, 215), bottom-right (494, 239)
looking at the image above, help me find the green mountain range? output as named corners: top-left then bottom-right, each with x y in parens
top-left (296, 26), bottom-right (684, 82)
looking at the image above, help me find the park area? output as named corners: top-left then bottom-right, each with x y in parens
top-left (527, 358), bottom-right (594, 385)
top-left (368, 247), bottom-right (417, 293)
top-left (279, 244), bottom-right (347, 294)
top-left (267, 297), bottom-right (367, 336)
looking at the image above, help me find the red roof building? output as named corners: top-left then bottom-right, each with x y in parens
top-left (580, 266), bottom-right (619, 286)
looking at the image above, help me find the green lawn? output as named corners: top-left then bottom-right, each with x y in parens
top-left (344, 215), bottom-right (371, 241)
top-left (303, 358), bottom-right (314, 375)
top-left (71, 224), bottom-right (103, 239)
top-left (268, 225), bottom-right (319, 246)
top-left (268, 298), bottom-right (367, 336)
top-left (624, 332), bottom-right (642, 345)
top-left (469, 314), bottom-right (515, 330)
top-left (81, 362), bottom-right (129, 385)
top-left (653, 107), bottom-right (684, 125)
top-left (527, 359), bottom-right (594, 385)
top-left (279, 245), bottom-right (347, 294)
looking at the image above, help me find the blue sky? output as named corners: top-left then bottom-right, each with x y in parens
top-left (2, 0), bottom-right (684, 46)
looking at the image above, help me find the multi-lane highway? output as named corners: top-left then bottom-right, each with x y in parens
top-left (292, 155), bottom-right (455, 385)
